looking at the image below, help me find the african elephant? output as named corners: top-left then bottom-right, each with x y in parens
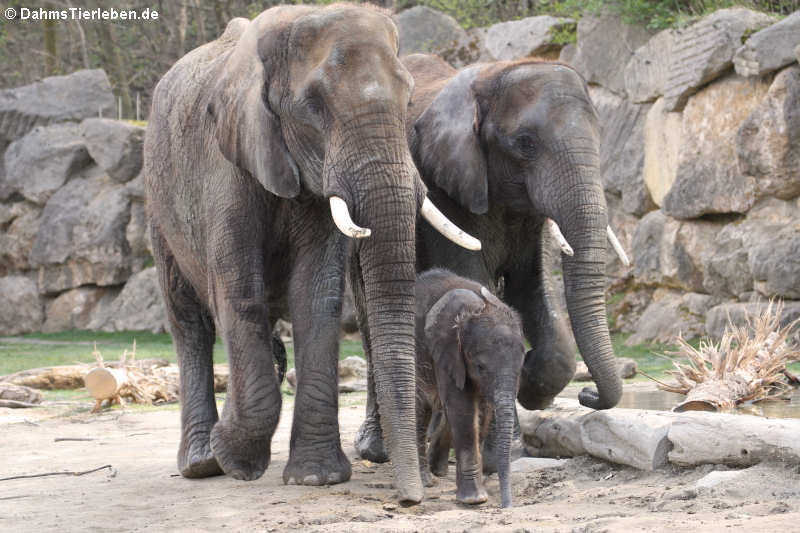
top-left (143, 7), bottom-right (478, 504)
top-left (414, 269), bottom-right (524, 508)
top-left (355, 54), bottom-right (624, 462)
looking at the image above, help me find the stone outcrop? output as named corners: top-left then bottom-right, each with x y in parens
top-left (662, 8), bottom-right (775, 111)
top-left (0, 69), bottom-right (114, 143)
top-left (564, 14), bottom-right (652, 95)
top-left (0, 276), bottom-right (43, 335)
top-left (624, 28), bottom-right (676, 103)
top-left (642, 98), bottom-right (682, 207)
top-left (626, 290), bottom-right (714, 345)
top-left (733, 11), bottom-right (800, 77)
top-left (80, 118), bottom-right (145, 183)
top-left (485, 16), bottom-right (573, 61)
top-left (88, 267), bottom-right (167, 333)
top-left (394, 7), bottom-right (467, 58)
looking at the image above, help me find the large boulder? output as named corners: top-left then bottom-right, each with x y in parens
top-left (0, 275), bottom-right (43, 335)
top-left (42, 287), bottom-right (110, 333)
top-left (0, 201), bottom-right (41, 274)
top-left (642, 98), bottom-right (682, 207)
top-left (0, 69), bottom-right (115, 143)
top-left (624, 28), bottom-right (676, 103)
top-left (89, 267), bottom-right (167, 333)
top-left (663, 8), bottom-right (776, 111)
top-left (736, 65), bottom-right (800, 201)
top-left (485, 16), bottom-right (574, 61)
top-left (705, 301), bottom-right (800, 344)
top-left (394, 7), bottom-right (468, 57)
top-left (565, 14), bottom-right (652, 95)
top-left (626, 290), bottom-right (714, 344)
top-left (662, 74), bottom-right (771, 219)
top-left (748, 225), bottom-right (800, 300)
top-left (28, 165), bottom-right (146, 294)
top-left (440, 27), bottom-right (492, 68)
top-left (631, 210), bottom-right (721, 293)
top-left (0, 123), bottom-right (91, 204)
top-left (734, 12), bottom-right (800, 77)
top-left (590, 86), bottom-right (654, 216)
top-left (80, 118), bottom-right (144, 184)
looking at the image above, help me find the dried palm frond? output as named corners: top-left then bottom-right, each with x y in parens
top-left (656, 300), bottom-right (800, 412)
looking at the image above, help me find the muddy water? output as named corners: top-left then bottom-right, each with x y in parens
top-left (616, 387), bottom-right (800, 419)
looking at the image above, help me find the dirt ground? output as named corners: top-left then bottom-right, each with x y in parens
top-left (1, 393), bottom-right (799, 533)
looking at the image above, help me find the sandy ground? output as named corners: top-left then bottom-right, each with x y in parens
top-left (1, 392), bottom-right (799, 533)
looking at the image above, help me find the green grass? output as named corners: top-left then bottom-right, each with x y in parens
top-left (0, 330), bottom-right (365, 377)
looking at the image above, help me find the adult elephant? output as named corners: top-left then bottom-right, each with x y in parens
top-left (144, 7), bottom-right (478, 504)
top-left (355, 54), bottom-right (624, 462)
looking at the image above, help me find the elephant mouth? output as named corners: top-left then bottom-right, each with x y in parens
top-left (546, 217), bottom-right (629, 266)
top-left (328, 195), bottom-right (481, 251)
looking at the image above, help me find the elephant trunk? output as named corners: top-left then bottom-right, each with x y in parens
top-left (325, 117), bottom-right (423, 504)
top-left (493, 382), bottom-right (516, 508)
top-left (558, 182), bottom-right (622, 410)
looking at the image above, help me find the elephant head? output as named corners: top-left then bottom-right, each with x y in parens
top-left (206, 6), bottom-right (480, 503)
top-left (412, 59), bottom-right (622, 411)
top-left (424, 286), bottom-right (524, 508)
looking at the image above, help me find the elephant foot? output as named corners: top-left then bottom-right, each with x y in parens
top-left (210, 421), bottom-right (270, 481)
top-left (420, 468), bottom-right (437, 488)
top-left (354, 416), bottom-right (389, 463)
top-left (456, 482), bottom-right (488, 505)
top-left (283, 444), bottom-right (352, 486)
top-left (178, 433), bottom-right (224, 478)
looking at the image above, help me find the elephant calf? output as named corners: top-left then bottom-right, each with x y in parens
top-left (414, 268), bottom-right (525, 508)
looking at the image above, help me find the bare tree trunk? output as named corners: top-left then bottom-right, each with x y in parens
top-left (95, 22), bottom-right (133, 119)
top-left (192, 0), bottom-right (207, 44)
top-left (44, 10), bottom-right (58, 75)
top-left (177, 0), bottom-right (188, 57)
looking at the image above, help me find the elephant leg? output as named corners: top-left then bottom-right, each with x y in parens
top-left (443, 393), bottom-right (487, 505)
top-left (427, 408), bottom-right (451, 478)
top-left (283, 232), bottom-right (351, 486)
top-left (152, 226), bottom-right (222, 479)
top-left (416, 400), bottom-right (436, 488)
top-left (350, 254), bottom-right (389, 463)
top-left (207, 235), bottom-right (282, 481)
top-left (504, 250), bottom-right (576, 411)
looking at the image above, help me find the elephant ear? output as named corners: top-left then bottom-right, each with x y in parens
top-left (412, 66), bottom-right (488, 214)
top-left (424, 288), bottom-right (485, 390)
top-left (209, 18), bottom-right (300, 198)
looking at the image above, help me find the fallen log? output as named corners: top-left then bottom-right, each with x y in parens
top-left (0, 358), bottom-right (170, 390)
top-left (0, 383), bottom-right (43, 404)
top-left (0, 399), bottom-right (40, 408)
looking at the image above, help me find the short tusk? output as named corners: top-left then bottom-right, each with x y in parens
top-left (420, 197), bottom-right (481, 251)
top-left (547, 219), bottom-right (574, 256)
top-left (607, 225), bottom-right (630, 266)
top-left (329, 196), bottom-right (371, 239)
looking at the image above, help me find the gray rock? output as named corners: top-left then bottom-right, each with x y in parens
top-left (662, 74), bottom-right (770, 219)
top-left (42, 287), bottom-right (109, 333)
top-left (695, 469), bottom-right (747, 490)
top-left (441, 27), bottom-right (492, 68)
top-left (338, 355), bottom-right (367, 393)
top-left (705, 301), bottom-right (800, 343)
top-left (642, 97), bottom-right (683, 207)
top-left (663, 8), bottom-right (776, 111)
top-left (748, 226), bottom-right (800, 299)
top-left (0, 201), bottom-right (41, 274)
top-left (89, 267), bottom-right (167, 333)
top-left (0, 275), bottom-right (43, 335)
top-left (1, 123), bottom-right (91, 204)
top-left (394, 7), bottom-right (468, 57)
top-left (702, 225), bottom-right (753, 298)
top-left (736, 65), bottom-right (800, 201)
top-left (29, 165), bottom-right (144, 293)
top-left (625, 28), bottom-right (677, 103)
top-left (568, 14), bottom-right (652, 95)
top-left (0, 69), bottom-right (115, 143)
top-left (80, 118), bottom-right (144, 183)
top-left (632, 210), bottom-right (721, 292)
top-left (626, 291), bottom-right (713, 344)
top-left (590, 86), bottom-right (655, 216)
top-left (485, 16), bottom-right (574, 61)
top-left (509, 457), bottom-right (569, 472)
top-left (286, 367), bottom-right (296, 388)
top-left (734, 12), bottom-right (800, 77)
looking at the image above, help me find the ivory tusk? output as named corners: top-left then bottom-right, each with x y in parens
top-left (420, 197), bottom-right (481, 251)
top-left (607, 225), bottom-right (630, 266)
top-left (547, 219), bottom-right (574, 256)
top-left (329, 197), bottom-right (371, 239)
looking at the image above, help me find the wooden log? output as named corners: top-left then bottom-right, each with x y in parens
top-left (0, 383), bottom-right (43, 404)
top-left (518, 399), bottom-right (587, 458)
top-left (84, 367), bottom-right (129, 401)
top-left (580, 409), bottom-right (674, 470)
top-left (668, 412), bottom-right (800, 467)
top-left (0, 359), bottom-right (170, 390)
top-left (0, 399), bottom-right (41, 408)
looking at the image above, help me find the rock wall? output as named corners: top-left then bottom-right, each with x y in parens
top-left (2, 9), bottom-right (799, 344)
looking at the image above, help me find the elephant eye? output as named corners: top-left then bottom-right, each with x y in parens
top-left (514, 134), bottom-right (537, 155)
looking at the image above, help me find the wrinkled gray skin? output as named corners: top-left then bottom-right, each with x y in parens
top-left (414, 269), bottom-right (524, 508)
top-left (356, 54), bottom-right (622, 464)
top-left (144, 5), bottom-right (425, 503)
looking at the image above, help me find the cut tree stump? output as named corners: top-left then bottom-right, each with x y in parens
top-left (0, 358), bottom-right (170, 390)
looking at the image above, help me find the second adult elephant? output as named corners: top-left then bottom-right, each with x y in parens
top-left (355, 54), bottom-right (624, 462)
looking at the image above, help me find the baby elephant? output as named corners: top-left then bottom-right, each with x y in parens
top-left (415, 268), bottom-right (525, 508)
